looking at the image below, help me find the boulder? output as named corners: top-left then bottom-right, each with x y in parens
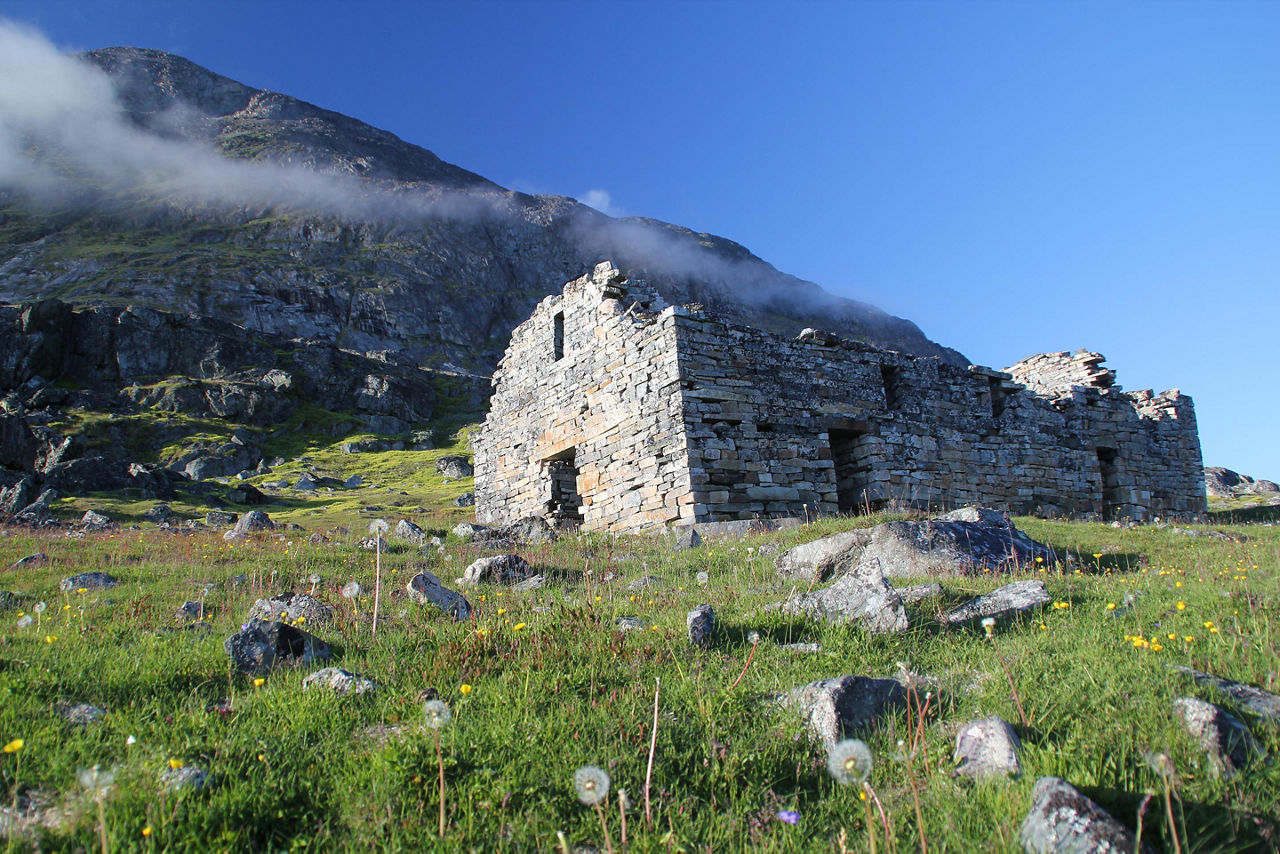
top-left (59, 572), bottom-right (117, 592)
top-left (224, 619), bottom-right (332, 674)
top-left (246, 592), bottom-right (334, 626)
top-left (174, 601), bottom-right (212, 622)
top-left (227, 484), bottom-right (267, 505)
top-left (494, 515), bottom-right (557, 545)
top-left (687, 604), bottom-right (715, 648)
top-left (224, 510), bottom-right (274, 542)
top-left (941, 580), bottom-right (1051, 627)
top-left (435, 455), bottom-right (473, 479)
top-left (302, 667), bottom-right (376, 695)
top-left (898, 582), bottom-right (944, 604)
top-left (11, 552), bottom-right (48, 568)
top-left (79, 510), bottom-right (112, 531)
top-left (1019, 777), bottom-right (1146, 853)
top-left (1172, 666), bottom-right (1280, 724)
top-left (406, 571), bottom-right (472, 621)
top-left (774, 529), bottom-right (872, 582)
top-left (160, 765), bottom-right (212, 792)
top-left (668, 526), bottom-right (701, 551)
top-left (205, 510), bottom-right (237, 527)
top-left (0, 476), bottom-right (36, 516)
top-left (143, 504), bottom-right (178, 524)
top-left (1172, 697), bottom-right (1263, 778)
top-left (855, 514), bottom-right (1056, 577)
top-left (55, 701), bottom-right (106, 726)
top-left (953, 716), bottom-right (1023, 779)
top-left (460, 554), bottom-right (532, 585)
top-left (781, 563), bottom-right (908, 633)
top-left (780, 676), bottom-right (907, 750)
top-left (394, 518), bottom-right (429, 544)
top-left (453, 492), bottom-right (475, 507)
top-left (451, 522), bottom-right (487, 541)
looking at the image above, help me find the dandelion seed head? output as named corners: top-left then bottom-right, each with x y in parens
top-left (342, 581), bottom-right (361, 599)
top-left (368, 519), bottom-right (390, 536)
top-left (573, 765), bottom-right (610, 806)
top-left (423, 699), bottom-right (452, 730)
top-left (33, 601), bottom-right (46, 614)
top-left (16, 615), bottom-right (32, 629)
top-left (827, 739), bottom-right (873, 784)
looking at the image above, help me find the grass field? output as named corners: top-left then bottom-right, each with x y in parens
top-left (1, 508), bottom-right (1277, 852)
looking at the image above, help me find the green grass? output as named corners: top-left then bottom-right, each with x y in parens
top-left (1, 514), bottom-right (1277, 852)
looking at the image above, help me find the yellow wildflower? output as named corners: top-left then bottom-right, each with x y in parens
top-left (168, 758), bottom-right (184, 770)
top-left (460, 684), bottom-right (472, 695)
top-left (513, 622), bottom-right (527, 631)
top-left (2, 739), bottom-right (22, 753)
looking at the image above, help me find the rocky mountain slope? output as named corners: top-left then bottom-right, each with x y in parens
top-left (0, 45), bottom-right (966, 513)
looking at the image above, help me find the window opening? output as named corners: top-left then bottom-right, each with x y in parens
top-left (553, 311), bottom-right (565, 361)
top-left (880, 365), bottom-right (902, 410)
top-left (544, 447), bottom-right (582, 525)
top-left (829, 428), bottom-right (881, 514)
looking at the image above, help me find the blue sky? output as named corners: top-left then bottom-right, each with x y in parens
top-left (7, 0), bottom-right (1279, 480)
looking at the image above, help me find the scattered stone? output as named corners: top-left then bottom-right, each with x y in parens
top-left (627, 575), bottom-right (664, 591)
top-left (224, 619), bottom-right (332, 674)
top-left (344, 475), bottom-right (363, 488)
top-left (941, 580), bottom-right (1052, 627)
top-left (59, 572), bottom-right (117, 592)
top-left (143, 504), bottom-right (178, 524)
top-left (898, 582), bottom-right (944, 604)
top-left (452, 522), bottom-right (487, 540)
top-left (435, 455), bottom-right (473, 479)
top-left (406, 571), bottom-right (472, 621)
top-left (687, 603), bottom-right (715, 648)
top-left (160, 765), bottom-right (212, 792)
top-left (453, 492), bottom-right (475, 507)
top-left (56, 701), bottom-right (106, 726)
top-left (491, 516), bottom-right (557, 545)
top-left (774, 529), bottom-right (873, 582)
top-left (394, 518), bottom-right (429, 544)
top-left (781, 563), bottom-right (908, 633)
top-left (668, 526), bottom-right (701, 550)
top-left (779, 642), bottom-right (822, 654)
top-left (953, 716), bottom-right (1023, 779)
top-left (308, 531), bottom-right (331, 546)
top-left (0, 590), bottom-right (17, 610)
top-left (1173, 666), bottom-right (1280, 723)
top-left (294, 474), bottom-right (319, 491)
top-left (780, 676), bottom-right (907, 750)
top-left (359, 535), bottom-right (388, 551)
top-left (79, 510), bottom-right (112, 530)
top-left (512, 574), bottom-right (546, 592)
top-left (617, 616), bottom-right (645, 631)
top-left (302, 667), bottom-right (376, 695)
top-left (1172, 697), bottom-right (1263, 778)
top-left (224, 510), bottom-right (274, 541)
top-left (1018, 776), bottom-right (1146, 854)
top-left (246, 592), bottom-right (334, 626)
top-left (205, 510), bottom-right (237, 527)
top-left (460, 554), bottom-right (532, 585)
top-left (227, 484), bottom-right (267, 505)
top-left (174, 601), bottom-right (212, 622)
top-left (11, 552), bottom-right (46, 568)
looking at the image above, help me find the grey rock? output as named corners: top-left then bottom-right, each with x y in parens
top-left (511, 574), bottom-right (546, 591)
top-left (344, 475), bottom-right (363, 488)
top-left (668, 526), bottom-right (701, 551)
top-left (224, 510), bottom-right (274, 541)
top-left (79, 510), bottom-right (112, 530)
top-left (224, 619), bottom-right (332, 674)
top-left (56, 701), bottom-right (106, 725)
top-left (294, 474), bottom-right (319, 491)
top-left (942, 580), bottom-right (1052, 627)
top-left (627, 575), bottom-right (664, 591)
top-left (780, 675), bottom-right (907, 750)
top-left (1173, 666), bottom-right (1280, 723)
top-left (461, 554), bottom-right (532, 585)
top-left (302, 667), bottom-right (376, 695)
top-left (775, 529), bottom-right (873, 582)
top-left (1172, 696), bottom-right (1263, 778)
top-left (435, 455), bottom-right (473, 479)
top-left (858, 516), bottom-right (1056, 578)
top-left (160, 765), bottom-right (212, 792)
top-left (617, 616), bottom-right (645, 631)
top-left (406, 571), bottom-right (472, 621)
top-left (953, 716), bottom-right (1023, 779)
top-left (11, 552), bottom-right (48, 568)
top-left (781, 563), bottom-right (908, 633)
top-left (174, 600), bottom-right (212, 622)
top-left (0, 590), bottom-right (17, 610)
top-left (143, 504), bottom-right (178, 524)
top-left (451, 522), bottom-right (487, 541)
top-left (687, 603), bottom-right (715, 648)
top-left (1019, 776), bottom-right (1146, 854)
top-left (898, 582), bottom-right (944, 604)
top-left (246, 592), bottom-right (334, 626)
top-left (228, 484), bottom-right (267, 505)
top-left (453, 491), bottom-right (475, 507)
top-left (492, 515), bottom-right (557, 545)
top-left (59, 572), bottom-right (117, 592)
top-left (205, 510), bottom-right (238, 527)
top-left (779, 642), bottom-right (822, 653)
top-left (394, 518), bottom-right (428, 544)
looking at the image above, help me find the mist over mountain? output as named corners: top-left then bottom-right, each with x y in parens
top-left (0, 37), bottom-right (965, 374)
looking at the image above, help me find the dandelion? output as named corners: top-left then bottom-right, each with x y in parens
top-left (1176, 601), bottom-right (1186, 610)
top-left (1106, 603), bottom-right (1117, 611)
top-left (459, 684), bottom-right (472, 695)
top-left (422, 699), bottom-right (452, 836)
top-left (574, 765), bottom-right (615, 853)
top-left (695, 571), bottom-right (709, 586)
top-left (342, 581), bottom-right (361, 598)
top-left (369, 519), bottom-right (389, 636)
top-left (827, 739), bottom-right (874, 785)
top-left (16, 615), bottom-right (32, 629)
top-left (980, 617), bottom-right (996, 638)
top-left (142, 826), bottom-right (152, 837)
top-left (253, 677), bottom-right (265, 688)
top-left (125, 735), bottom-right (137, 746)
top-left (513, 622), bottom-right (527, 632)
top-left (45, 635), bottom-right (57, 643)
top-left (78, 765), bottom-right (115, 854)
top-left (3, 739), bottom-right (22, 753)
top-left (168, 758), bottom-right (184, 770)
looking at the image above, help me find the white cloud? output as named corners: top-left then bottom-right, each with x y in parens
top-left (581, 188), bottom-right (623, 217)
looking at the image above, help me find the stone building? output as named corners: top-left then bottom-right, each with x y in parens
top-left (473, 262), bottom-right (1205, 532)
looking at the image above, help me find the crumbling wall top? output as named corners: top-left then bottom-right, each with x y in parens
top-left (1005, 350), bottom-right (1117, 394)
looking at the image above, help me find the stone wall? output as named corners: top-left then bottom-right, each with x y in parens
top-left (475, 264), bottom-right (1206, 532)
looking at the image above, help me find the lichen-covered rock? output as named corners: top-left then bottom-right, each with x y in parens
top-left (781, 563), bottom-right (907, 633)
top-left (224, 509), bottom-right (274, 541)
top-left (942, 580), bottom-right (1051, 627)
top-left (858, 517), bottom-right (1056, 578)
top-left (395, 518), bottom-right (428, 544)
top-left (224, 619), bottom-right (331, 674)
top-left (56, 701), bottom-right (106, 726)
top-left (686, 604), bottom-right (715, 648)
top-left (406, 571), bottom-right (471, 621)
top-left (1172, 696), bottom-right (1262, 778)
top-left (774, 529), bottom-right (872, 582)
top-left (59, 572), bottom-right (117, 592)
top-left (246, 592), bottom-right (334, 626)
top-left (1173, 666), bottom-right (1280, 723)
top-left (460, 554), bottom-right (532, 585)
top-left (780, 676), bottom-right (906, 751)
top-left (1019, 776), bottom-right (1146, 854)
top-left (79, 510), bottom-right (112, 530)
top-left (174, 600), bottom-right (212, 622)
top-left (953, 716), bottom-right (1023, 779)
top-left (302, 667), bottom-right (376, 695)
top-left (897, 582), bottom-right (944, 604)
top-left (436, 455), bottom-right (473, 479)
top-left (161, 765), bottom-right (212, 792)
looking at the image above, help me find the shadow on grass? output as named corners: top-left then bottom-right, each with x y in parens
top-left (1207, 504), bottom-right (1280, 525)
top-left (1080, 784), bottom-right (1279, 853)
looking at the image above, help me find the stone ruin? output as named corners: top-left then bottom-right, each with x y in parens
top-left (474, 262), bottom-right (1205, 533)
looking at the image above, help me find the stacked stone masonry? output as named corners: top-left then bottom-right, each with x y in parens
top-left (474, 263), bottom-right (1206, 533)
